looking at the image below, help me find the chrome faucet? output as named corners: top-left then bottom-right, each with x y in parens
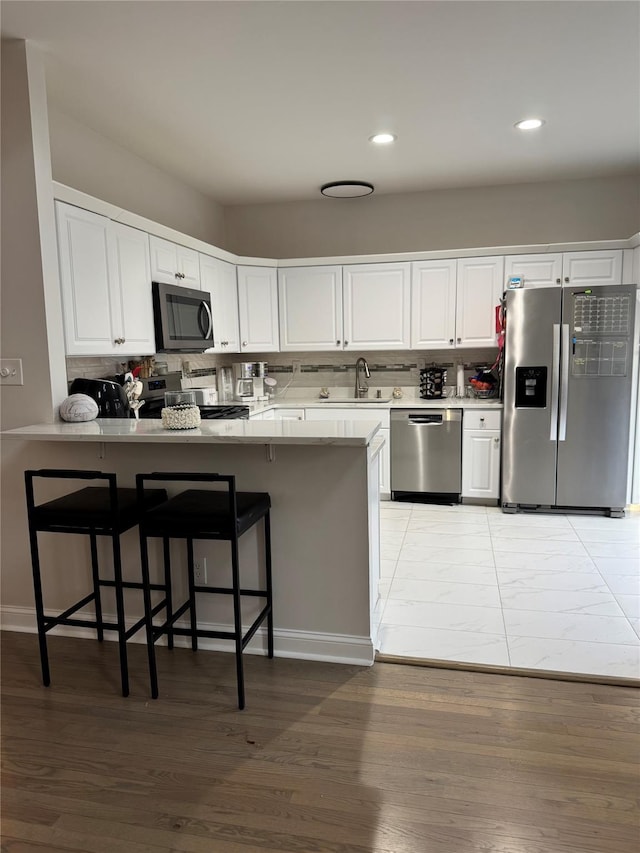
top-left (354, 357), bottom-right (371, 398)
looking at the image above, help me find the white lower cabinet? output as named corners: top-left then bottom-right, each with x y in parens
top-left (461, 409), bottom-right (501, 500)
top-left (274, 408), bottom-right (305, 421)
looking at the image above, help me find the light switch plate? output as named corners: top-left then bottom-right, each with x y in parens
top-left (0, 358), bottom-right (24, 385)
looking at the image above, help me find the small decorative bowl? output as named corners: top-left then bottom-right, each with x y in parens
top-left (161, 404), bottom-right (201, 430)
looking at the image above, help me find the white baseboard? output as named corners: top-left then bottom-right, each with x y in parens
top-left (0, 605), bottom-right (374, 666)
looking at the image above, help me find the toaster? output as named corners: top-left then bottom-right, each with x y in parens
top-left (193, 387), bottom-right (218, 406)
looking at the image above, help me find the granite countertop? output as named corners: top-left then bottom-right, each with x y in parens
top-left (1, 418), bottom-right (382, 447)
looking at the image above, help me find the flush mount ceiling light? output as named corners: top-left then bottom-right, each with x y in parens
top-left (515, 118), bottom-right (545, 130)
top-left (320, 181), bottom-right (374, 198)
top-left (369, 133), bottom-right (397, 144)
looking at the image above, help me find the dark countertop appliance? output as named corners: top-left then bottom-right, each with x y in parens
top-left (137, 373), bottom-right (250, 420)
top-left (68, 377), bottom-right (131, 418)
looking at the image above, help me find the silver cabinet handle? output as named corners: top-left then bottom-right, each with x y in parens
top-left (457, 337), bottom-right (461, 343)
top-left (564, 276), bottom-right (569, 283)
top-left (556, 278), bottom-right (561, 284)
top-left (344, 340), bottom-right (349, 346)
top-left (242, 341), bottom-right (247, 347)
top-left (494, 436), bottom-right (500, 444)
top-left (449, 338), bottom-right (454, 344)
top-left (336, 340), bottom-right (341, 346)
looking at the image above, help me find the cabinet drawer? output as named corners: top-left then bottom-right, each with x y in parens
top-left (463, 409), bottom-right (501, 430)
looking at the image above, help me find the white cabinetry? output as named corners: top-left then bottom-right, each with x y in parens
top-left (149, 235), bottom-right (200, 288)
top-left (237, 266), bottom-right (279, 352)
top-left (199, 254), bottom-right (240, 353)
top-left (455, 257), bottom-right (504, 347)
top-left (503, 250), bottom-right (623, 289)
top-left (55, 202), bottom-right (155, 356)
top-left (461, 409), bottom-right (501, 500)
top-left (561, 250), bottom-right (623, 287)
top-left (278, 266), bottom-right (343, 351)
top-left (343, 263), bottom-right (411, 350)
top-left (274, 408), bottom-right (305, 421)
top-left (504, 254), bottom-right (563, 288)
top-left (378, 428), bottom-right (391, 498)
top-left (411, 260), bottom-right (457, 348)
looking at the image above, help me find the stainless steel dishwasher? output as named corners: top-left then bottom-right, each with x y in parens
top-left (391, 409), bottom-right (462, 501)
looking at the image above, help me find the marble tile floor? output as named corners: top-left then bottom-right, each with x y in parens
top-left (376, 501), bottom-right (640, 680)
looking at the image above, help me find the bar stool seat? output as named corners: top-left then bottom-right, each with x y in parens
top-left (137, 473), bottom-right (274, 710)
top-left (25, 469), bottom-right (167, 697)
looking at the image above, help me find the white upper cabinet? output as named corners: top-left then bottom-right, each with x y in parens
top-left (343, 262), bottom-right (411, 350)
top-left (455, 256), bottom-right (504, 347)
top-left (56, 202), bottom-right (154, 356)
top-left (411, 260), bottom-right (457, 349)
top-left (108, 222), bottom-right (155, 355)
top-left (199, 254), bottom-right (240, 353)
top-left (278, 266), bottom-right (343, 351)
top-left (237, 265), bottom-right (279, 352)
top-left (149, 235), bottom-right (200, 288)
top-left (504, 254), bottom-right (563, 288)
top-left (561, 250), bottom-right (623, 287)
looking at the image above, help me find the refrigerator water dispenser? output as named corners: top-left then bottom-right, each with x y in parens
top-left (515, 366), bottom-right (547, 408)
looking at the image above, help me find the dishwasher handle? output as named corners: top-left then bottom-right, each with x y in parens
top-left (408, 413), bottom-right (443, 425)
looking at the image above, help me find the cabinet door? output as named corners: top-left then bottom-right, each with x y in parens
top-left (462, 429), bottom-right (501, 499)
top-left (455, 256), bottom-right (504, 347)
top-left (274, 408), bottom-right (305, 421)
top-left (504, 254), bottom-right (562, 288)
top-left (411, 260), bottom-right (457, 348)
top-left (562, 250), bottom-right (623, 287)
top-left (237, 266), bottom-right (279, 352)
top-left (108, 223), bottom-right (155, 355)
top-left (55, 202), bottom-right (117, 356)
top-left (200, 255), bottom-right (240, 353)
top-left (278, 266), bottom-right (343, 351)
top-left (176, 245), bottom-right (201, 288)
top-left (149, 236), bottom-right (200, 287)
top-left (343, 262), bottom-right (411, 350)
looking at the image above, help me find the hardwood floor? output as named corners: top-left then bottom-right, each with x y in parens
top-left (2, 631), bottom-right (639, 852)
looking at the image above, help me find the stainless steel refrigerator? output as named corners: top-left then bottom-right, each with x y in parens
top-left (502, 284), bottom-right (637, 516)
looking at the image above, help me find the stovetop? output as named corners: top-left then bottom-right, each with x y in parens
top-left (138, 401), bottom-right (250, 420)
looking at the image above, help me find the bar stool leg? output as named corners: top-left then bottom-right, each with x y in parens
top-left (163, 537), bottom-right (174, 650)
top-left (89, 533), bottom-right (104, 642)
top-left (27, 526), bottom-right (51, 687)
top-left (186, 538), bottom-right (198, 651)
top-left (111, 532), bottom-right (129, 698)
top-left (230, 535), bottom-right (245, 710)
top-left (264, 510), bottom-right (274, 660)
top-left (139, 527), bottom-right (158, 699)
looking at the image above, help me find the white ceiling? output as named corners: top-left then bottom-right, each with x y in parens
top-left (2, 1), bottom-right (639, 206)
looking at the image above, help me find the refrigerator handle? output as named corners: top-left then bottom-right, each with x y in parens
top-left (550, 324), bottom-right (560, 441)
top-left (558, 323), bottom-right (570, 441)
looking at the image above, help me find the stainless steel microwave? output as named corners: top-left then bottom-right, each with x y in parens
top-left (152, 281), bottom-right (213, 352)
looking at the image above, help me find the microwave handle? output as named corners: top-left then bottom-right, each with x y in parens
top-left (198, 301), bottom-right (213, 340)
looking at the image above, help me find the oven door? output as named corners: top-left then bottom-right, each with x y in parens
top-left (152, 281), bottom-right (213, 352)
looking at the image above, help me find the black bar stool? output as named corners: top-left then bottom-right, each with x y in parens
top-left (24, 469), bottom-right (167, 697)
top-left (136, 472), bottom-right (274, 710)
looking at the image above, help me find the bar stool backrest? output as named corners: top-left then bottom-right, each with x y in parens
top-left (25, 468), bottom-right (120, 531)
top-left (135, 472), bottom-right (238, 521)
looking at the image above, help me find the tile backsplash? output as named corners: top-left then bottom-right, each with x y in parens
top-left (66, 347), bottom-right (498, 392)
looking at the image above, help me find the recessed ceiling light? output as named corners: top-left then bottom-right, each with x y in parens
top-left (320, 181), bottom-right (374, 198)
top-left (515, 118), bottom-right (545, 131)
top-left (369, 133), bottom-right (397, 144)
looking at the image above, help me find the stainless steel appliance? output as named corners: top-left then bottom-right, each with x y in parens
top-left (391, 409), bottom-right (462, 502)
top-left (137, 373), bottom-right (249, 420)
top-left (233, 362), bottom-right (268, 402)
top-left (502, 284), bottom-right (637, 516)
top-left (68, 377), bottom-right (131, 418)
top-left (152, 281), bottom-right (213, 352)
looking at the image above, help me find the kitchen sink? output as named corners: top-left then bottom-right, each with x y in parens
top-left (318, 397), bottom-right (392, 404)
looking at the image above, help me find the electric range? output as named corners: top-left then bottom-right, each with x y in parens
top-left (137, 373), bottom-right (250, 420)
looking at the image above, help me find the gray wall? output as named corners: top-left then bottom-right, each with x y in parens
top-left (224, 175), bottom-right (640, 259)
top-left (48, 106), bottom-right (226, 247)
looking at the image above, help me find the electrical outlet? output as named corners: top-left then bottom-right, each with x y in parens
top-left (194, 557), bottom-right (207, 584)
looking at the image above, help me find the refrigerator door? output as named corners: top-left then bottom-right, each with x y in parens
top-left (502, 288), bottom-right (562, 506)
top-left (556, 284), bottom-right (636, 509)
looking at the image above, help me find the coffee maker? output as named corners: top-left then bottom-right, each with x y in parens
top-left (233, 362), bottom-right (268, 402)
